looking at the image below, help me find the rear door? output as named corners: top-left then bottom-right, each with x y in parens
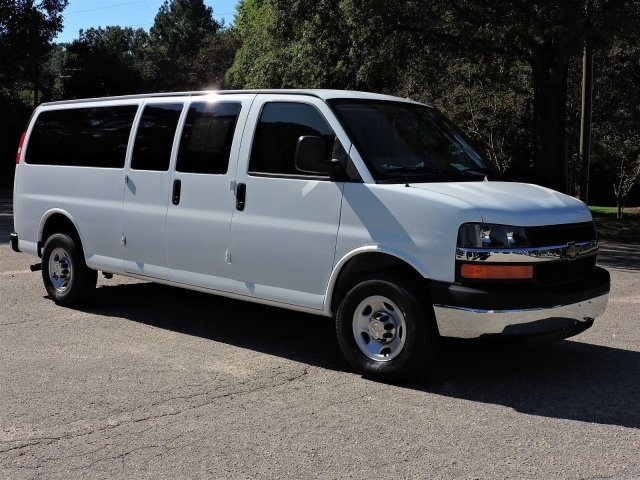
top-left (122, 100), bottom-right (185, 279)
top-left (165, 95), bottom-right (253, 292)
top-left (229, 96), bottom-right (345, 310)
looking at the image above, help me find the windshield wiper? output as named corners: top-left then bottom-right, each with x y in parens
top-left (455, 166), bottom-right (508, 180)
top-left (456, 166), bottom-right (495, 175)
top-left (382, 166), bottom-right (451, 175)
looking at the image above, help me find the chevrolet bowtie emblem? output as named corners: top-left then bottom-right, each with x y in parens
top-left (565, 242), bottom-right (580, 259)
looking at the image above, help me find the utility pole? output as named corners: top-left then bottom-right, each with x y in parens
top-left (579, 40), bottom-right (593, 204)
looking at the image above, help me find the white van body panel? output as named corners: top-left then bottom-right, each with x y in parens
top-left (411, 182), bottom-right (592, 227)
top-left (122, 168), bottom-right (172, 279)
top-left (15, 166), bottom-right (127, 269)
top-left (230, 176), bottom-right (344, 310)
top-left (335, 183), bottom-right (482, 284)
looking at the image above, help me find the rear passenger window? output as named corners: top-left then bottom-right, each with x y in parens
top-left (25, 105), bottom-right (138, 168)
top-left (176, 102), bottom-right (241, 174)
top-left (131, 103), bottom-right (183, 171)
top-left (249, 102), bottom-right (335, 176)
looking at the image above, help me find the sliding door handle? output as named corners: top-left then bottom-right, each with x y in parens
top-left (172, 179), bottom-right (182, 205)
top-left (236, 183), bottom-right (246, 211)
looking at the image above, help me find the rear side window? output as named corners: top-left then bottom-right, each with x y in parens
top-left (249, 102), bottom-right (335, 176)
top-left (131, 103), bottom-right (183, 171)
top-left (176, 101), bottom-right (241, 174)
top-left (25, 105), bottom-right (138, 168)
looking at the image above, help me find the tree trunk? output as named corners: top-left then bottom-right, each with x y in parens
top-left (579, 41), bottom-right (593, 203)
top-left (616, 195), bottom-right (625, 219)
top-left (530, 50), bottom-right (569, 194)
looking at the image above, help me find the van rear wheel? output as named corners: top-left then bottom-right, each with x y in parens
top-left (335, 276), bottom-right (437, 381)
top-left (42, 233), bottom-right (97, 306)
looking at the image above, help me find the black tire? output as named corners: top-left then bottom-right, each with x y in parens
top-left (42, 233), bottom-right (97, 306)
top-left (335, 276), bottom-right (438, 381)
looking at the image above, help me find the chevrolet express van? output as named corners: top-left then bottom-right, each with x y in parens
top-left (11, 90), bottom-right (610, 380)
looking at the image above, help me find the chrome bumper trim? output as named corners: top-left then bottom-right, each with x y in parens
top-left (456, 240), bottom-right (598, 263)
top-left (434, 293), bottom-right (609, 339)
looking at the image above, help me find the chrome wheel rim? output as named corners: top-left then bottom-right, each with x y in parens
top-left (353, 295), bottom-right (406, 362)
top-left (48, 247), bottom-right (72, 292)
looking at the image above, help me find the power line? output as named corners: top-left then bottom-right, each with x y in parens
top-left (66, 0), bottom-right (150, 16)
top-left (66, 2), bottom-right (234, 17)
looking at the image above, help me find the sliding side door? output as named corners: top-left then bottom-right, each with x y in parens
top-left (166, 95), bottom-right (253, 292)
top-left (122, 101), bottom-right (184, 279)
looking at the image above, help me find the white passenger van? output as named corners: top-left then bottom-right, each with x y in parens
top-left (12, 90), bottom-right (610, 380)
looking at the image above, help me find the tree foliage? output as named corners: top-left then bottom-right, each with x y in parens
top-left (52, 0), bottom-right (234, 97)
top-left (226, 0), bottom-right (640, 195)
top-left (61, 27), bottom-right (149, 98)
top-left (590, 36), bottom-right (640, 216)
top-left (147, 0), bottom-right (221, 90)
top-left (191, 30), bottom-right (241, 89)
top-left (225, 0), bottom-right (284, 88)
top-left (0, 0), bottom-right (67, 102)
top-left (1, 0), bottom-right (640, 208)
top-left (226, 0), bottom-right (534, 174)
top-left (0, 0), bottom-right (67, 183)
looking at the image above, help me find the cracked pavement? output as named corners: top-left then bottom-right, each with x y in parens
top-left (1, 189), bottom-right (639, 479)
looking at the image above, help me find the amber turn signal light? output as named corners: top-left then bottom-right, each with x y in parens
top-left (460, 264), bottom-right (533, 280)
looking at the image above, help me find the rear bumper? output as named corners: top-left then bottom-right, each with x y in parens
top-left (10, 233), bottom-right (20, 253)
top-left (430, 267), bottom-right (610, 339)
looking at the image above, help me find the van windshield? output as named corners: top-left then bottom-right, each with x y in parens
top-left (328, 99), bottom-right (497, 183)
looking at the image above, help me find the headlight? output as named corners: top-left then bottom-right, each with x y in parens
top-left (457, 223), bottom-right (534, 280)
top-left (457, 223), bottom-right (530, 249)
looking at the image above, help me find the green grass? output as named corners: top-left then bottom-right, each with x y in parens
top-left (590, 206), bottom-right (640, 242)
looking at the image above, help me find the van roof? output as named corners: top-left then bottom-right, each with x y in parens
top-left (40, 89), bottom-right (424, 107)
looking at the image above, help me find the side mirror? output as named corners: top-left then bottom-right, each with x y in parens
top-left (294, 136), bottom-right (330, 175)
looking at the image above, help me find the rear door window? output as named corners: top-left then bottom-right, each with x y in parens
top-left (176, 102), bottom-right (242, 174)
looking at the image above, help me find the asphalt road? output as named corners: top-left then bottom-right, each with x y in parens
top-left (1, 189), bottom-right (639, 479)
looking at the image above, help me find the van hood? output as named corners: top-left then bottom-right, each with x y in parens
top-left (409, 181), bottom-right (592, 226)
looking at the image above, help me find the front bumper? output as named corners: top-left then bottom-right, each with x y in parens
top-left (430, 267), bottom-right (610, 339)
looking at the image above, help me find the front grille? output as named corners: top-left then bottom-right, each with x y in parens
top-left (535, 255), bottom-right (597, 286)
top-left (528, 222), bottom-right (598, 286)
top-left (527, 222), bottom-right (597, 247)
top-left (455, 221), bottom-right (600, 286)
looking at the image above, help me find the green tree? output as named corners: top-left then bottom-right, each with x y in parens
top-left (191, 30), bottom-right (241, 89)
top-left (227, 0), bottom-right (640, 193)
top-left (0, 0), bottom-right (67, 184)
top-left (225, 0), bottom-right (284, 88)
top-left (0, 0), bottom-right (67, 104)
top-left (432, 59), bottom-right (532, 174)
top-left (400, 0), bottom-right (639, 193)
top-left (590, 36), bottom-right (640, 216)
top-left (147, 0), bottom-right (221, 90)
top-left (61, 27), bottom-right (149, 98)
top-left (227, 0), bottom-right (532, 174)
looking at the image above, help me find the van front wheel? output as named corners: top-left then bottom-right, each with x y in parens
top-left (42, 233), bottom-right (97, 306)
top-left (336, 277), bottom-right (437, 381)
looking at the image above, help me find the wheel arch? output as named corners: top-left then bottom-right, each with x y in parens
top-left (327, 247), bottom-right (430, 316)
top-left (38, 210), bottom-right (86, 259)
